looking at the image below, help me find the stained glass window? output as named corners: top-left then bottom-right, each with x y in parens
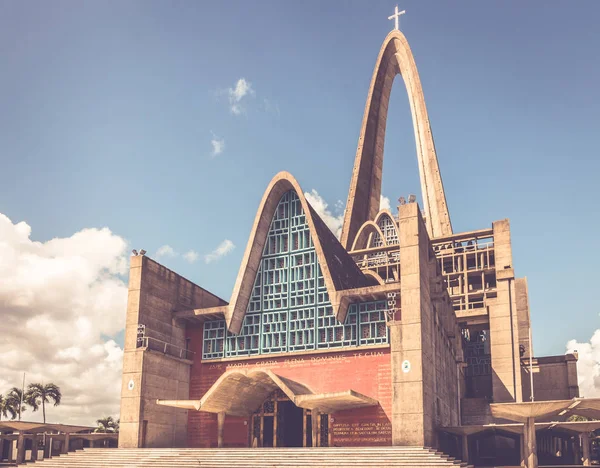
top-left (201, 190), bottom-right (389, 360)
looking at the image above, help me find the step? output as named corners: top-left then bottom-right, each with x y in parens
top-left (21, 447), bottom-right (474, 468)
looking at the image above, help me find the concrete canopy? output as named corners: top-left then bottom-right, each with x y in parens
top-left (0, 421), bottom-right (93, 434)
top-left (156, 368), bottom-right (378, 417)
top-left (441, 423), bottom-right (524, 436)
top-left (490, 397), bottom-right (600, 422)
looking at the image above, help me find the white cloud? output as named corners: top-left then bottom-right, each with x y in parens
top-left (155, 244), bottom-right (176, 258)
top-left (380, 195), bottom-right (391, 212)
top-left (304, 189), bottom-right (344, 239)
top-left (228, 78), bottom-right (254, 115)
top-left (183, 250), bottom-right (199, 264)
top-left (0, 213), bottom-right (127, 425)
top-left (204, 240), bottom-right (235, 264)
top-left (210, 132), bottom-right (225, 157)
top-left (303, 192), bottom-right (393, 239)
top-left (567, 327), bottom-right (600, 398)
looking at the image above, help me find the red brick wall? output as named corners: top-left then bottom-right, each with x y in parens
top-left (186, 326), bottom-right (392, 447)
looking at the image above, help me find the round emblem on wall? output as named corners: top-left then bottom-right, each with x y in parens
top-left (402, 360), bottom-right (411, 373)
top-left (128, 379), bottom-right (135, 391)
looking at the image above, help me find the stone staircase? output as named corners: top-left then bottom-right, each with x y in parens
top-left (26, 447), bottom-right (473, 467)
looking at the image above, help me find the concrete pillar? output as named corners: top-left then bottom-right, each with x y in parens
top-left (311, 409), bottom-right (320, 448)
top-left (574, 435), bottom-right (581, 465)
top-left (31, 433), bottom-right (38, 461)
top-left (44, 436), bottom-right (52, 459)
top-left (62, 433), bottom-right (70, 454)
top-left (0, 435), bottom-right (4, 462)
top-left (90, 439), bottom-right (95, 448)
top-left (16, 433), bottom-right (25, 465)
top-left (393, 203), bottom-right (434, 446)
top-left (461, 434), bottom-right (469, 463)
top-left (217, 412), bottom-right (225, 448)
top-left (520, 429), bottom-right (526, 467)
top-left (582, 433), bottom-right (590, 466)
top-left (490, 220), bottom-right (523, 403)
top-left (7, 438), bottom-right (14, 462)
top-left (524, 417), bottom-right (538, 468)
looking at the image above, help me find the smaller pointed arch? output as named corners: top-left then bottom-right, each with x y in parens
top-left (351, 221), bottom-right (386, 251)
top-left (374, 210), bottom-right (400, 246)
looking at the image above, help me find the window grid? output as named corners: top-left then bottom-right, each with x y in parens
top-left (317, 305), bottom-right (357, 349)
top-left (225, 314), bottom-right (261, 357)
top-left (262, 311), bottom-right (288, 353)
top-left (202, 320), bottom-right (226, 359)
top-left (378, 214), bottom-right (399, 245)
top-left (369, 230), bottom-right (384, 248)
top-left (262, 256), bottom-right (288, 311)
top-left (289, 252), bottom-right (316, 308)
top-left (357, 301), bottom-right (389, 345)
top-left (289, 307), bottom-right (316, 351)
top-left (200, 190), bottom-right (389, 360)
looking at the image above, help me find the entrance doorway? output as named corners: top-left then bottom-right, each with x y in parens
top-left (250, 390), bottom-right (320, 448)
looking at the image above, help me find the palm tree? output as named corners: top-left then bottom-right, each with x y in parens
top-left (94, 416), bottom-right (119, 433)
top-left (0, 394), bottom-right (17, 421)
top-left (5, 388), bottom-right (26, 421)
top-left (25, 383), bottom-right (62, 424)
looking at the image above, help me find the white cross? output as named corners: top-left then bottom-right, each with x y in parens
top-left (388, 5), bottom-right (406, 31)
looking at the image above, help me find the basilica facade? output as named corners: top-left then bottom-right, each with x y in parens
top-left (119, 29), bottom-right (591, 467)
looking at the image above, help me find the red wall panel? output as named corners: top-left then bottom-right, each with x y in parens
top-left (186, 326), bottom-right (392, 447)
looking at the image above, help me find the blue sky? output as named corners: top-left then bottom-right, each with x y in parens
top-left (1, 0), bottom-right (599, 361)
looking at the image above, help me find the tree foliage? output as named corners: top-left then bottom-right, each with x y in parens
top-left (95, 416), bottom-right (120, 433)
top-left (25, 383), bottom-right (62, 424)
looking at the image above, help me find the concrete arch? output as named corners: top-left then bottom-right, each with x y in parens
top-left (351, 220), bottom-right (386, 251)
top-left (374, 210), bottom-right (400, 245)
top-left (340, 30), bottom-right (453, 249)
top-left (227, 171), bottom-right (369, 334)
top-left (198, 368), bottom-right (312, 416)
top-left (362, 269), bottom-right (386, 286)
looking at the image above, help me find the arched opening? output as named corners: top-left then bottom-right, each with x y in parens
top-left (380, 74), bottom-right (424, 216)
top-left (250, 390), bottom-right (326, 448)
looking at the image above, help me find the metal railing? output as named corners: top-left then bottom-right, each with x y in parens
top-left (136, 335), bottom-right (195, 361)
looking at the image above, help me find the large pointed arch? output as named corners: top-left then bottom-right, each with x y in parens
top-left (227, 171), bottom-right (370, 334)
top-left (340, 30), bottom-right (453, 249)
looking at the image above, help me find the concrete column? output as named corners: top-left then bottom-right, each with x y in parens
top-left (62, 433), bottom-right (70, 454)
top-left (461, 434), bottom-right (469, 463)
top-left (311, 409), bottom-right (320, 448)
top-left (520, 429), bottom-right (526, 467)
top-left (524, 417), bottom-right (538, 468)
top-left (582, 433), bottom-right (590, 466)
top-left (31, 433), bottom-right (38, 461)
top-left (217, 412), bottom-right (226, 448)
top-left (16, 433), bottom-right (25, 465)
top-left (0, 435), bottom-right (4, 462)
top-left (490, 220), bottom-right (523, 403)
top-left (394, 203), bottom-right (434, 446)
top-left (90, 439), bottom-right (96, 448)
top-left (7, 438), bottom-right (14, 462)
top-left (44, 436), bottom-right (52, 459)
top-left (574, 435), bottom-right (581, 465)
